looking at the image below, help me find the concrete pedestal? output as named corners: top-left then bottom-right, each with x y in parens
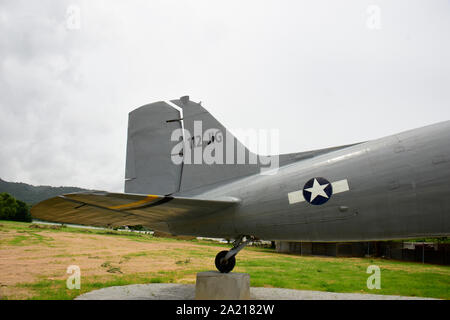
top-left (195, 271), bottom-right (250, 300)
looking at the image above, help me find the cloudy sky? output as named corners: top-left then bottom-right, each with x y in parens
top-left (1, 0), bottom-right (449, 192)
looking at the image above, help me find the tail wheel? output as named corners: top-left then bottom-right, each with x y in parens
top-left (215, 250), bottom-right (236, 273)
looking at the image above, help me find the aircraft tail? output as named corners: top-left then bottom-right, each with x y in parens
top-left (125, 96), bottom-right (263, 195)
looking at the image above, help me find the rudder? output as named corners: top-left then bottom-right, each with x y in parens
top-left (125, 97), bottom-right (261, 196)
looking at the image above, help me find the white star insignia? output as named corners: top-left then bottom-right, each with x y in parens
top-left (304, 178), bottom-right (330, 202)
top-left (288, 178), bottom-right (350, 205)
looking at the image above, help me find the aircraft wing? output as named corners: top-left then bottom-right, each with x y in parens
top-left (31, 192), bottom-right (240, 232)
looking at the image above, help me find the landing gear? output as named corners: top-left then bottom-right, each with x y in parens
top-left (215, 250), bottom-right (236, 273)
top-left (214, 235), bottom-right (253, 273)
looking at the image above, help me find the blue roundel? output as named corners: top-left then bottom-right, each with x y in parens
top-left (302, 177), bottom-right (333, 205)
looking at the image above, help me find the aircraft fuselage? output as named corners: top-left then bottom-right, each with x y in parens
top-left (169, 121), bottom-right (450, 241)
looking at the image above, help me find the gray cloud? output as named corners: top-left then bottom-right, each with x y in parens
top-left (0, 0), bottom-right (449, 192)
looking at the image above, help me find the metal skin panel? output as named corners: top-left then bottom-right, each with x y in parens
top-left (124, 102), bottom-right (182, 195)
top-left (170, 98), bottom-right (359, 196)
top-left (167, 121), bottom-right (450, 241)
top-left (171, 98), bottom-right (261, 193)
top-left (31, 192), bottom-right (240, 232)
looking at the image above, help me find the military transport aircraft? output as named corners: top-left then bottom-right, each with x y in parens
top-left (32, 96), bottom-right (450, 273)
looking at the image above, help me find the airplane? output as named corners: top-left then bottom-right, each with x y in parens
top-left (32, 96), bottom-right (450, 273)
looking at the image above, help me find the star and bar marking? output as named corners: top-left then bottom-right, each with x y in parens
top-left (288, 177), bottom-right (350, 205)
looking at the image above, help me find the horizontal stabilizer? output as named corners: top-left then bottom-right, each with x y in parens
top-left (31, 192), bottom-right (240, 232)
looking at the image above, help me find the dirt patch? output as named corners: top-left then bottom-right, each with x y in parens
top-left (0, 286), bottom-right (33, 300)
top-left (0, 229), bottom-right (223, 289)
top-left (28, 223), bottom-right (63, 230)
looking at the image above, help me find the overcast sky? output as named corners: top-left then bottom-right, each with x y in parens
top-left (1, 0), bottom-right (449, 192)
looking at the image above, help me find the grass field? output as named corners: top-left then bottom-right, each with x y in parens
top-left (0, 220), bottom-right (449, 300)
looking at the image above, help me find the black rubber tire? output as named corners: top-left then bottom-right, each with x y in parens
top-left (215, 250), bottom-right (236, 273)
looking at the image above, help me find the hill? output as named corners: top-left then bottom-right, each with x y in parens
top-left (0, 178), bottom-right (90, 205)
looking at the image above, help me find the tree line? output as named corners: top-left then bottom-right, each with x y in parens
top-left (0, 192), bottom-right (32, 222)
top-left (0, 178), bottom-right (89, 205)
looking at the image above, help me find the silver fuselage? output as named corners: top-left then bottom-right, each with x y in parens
top-left (169, 121), bottom-right (450, 241)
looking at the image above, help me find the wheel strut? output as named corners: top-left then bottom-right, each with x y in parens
top-left (215, 235), bottom-right (253, 273)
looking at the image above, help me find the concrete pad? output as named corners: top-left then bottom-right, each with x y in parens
top-left (76, 283), bottom-right (195, 300)
top-left (195, 271), bottom-right (250, 300)
top-left (75, 283), bottom-right (436, 300)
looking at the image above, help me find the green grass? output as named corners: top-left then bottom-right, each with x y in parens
top-left (1, 220), bottom-right (449, 300)
top-left (7, 232), bottom-right (53, 246)
top-left (122, 251), bottom-right (149, 258)
top-left (0, 220), bottom-right (233, 248)
top-left (234, 256), bottom-right (450, 299)
top-left (16, 258), bottom-right (449, 300)
top-left (17, 270), bottom-right (196, 300)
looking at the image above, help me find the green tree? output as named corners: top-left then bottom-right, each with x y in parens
top-left (0, 193), bottom-right (32, 222)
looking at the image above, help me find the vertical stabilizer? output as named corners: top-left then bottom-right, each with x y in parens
top-left (125, 101), bottom-right (182, 195)
top-left (125, 97), bottom-right (263, 195)
top-left (170, 97), bottom-right (260, 193)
